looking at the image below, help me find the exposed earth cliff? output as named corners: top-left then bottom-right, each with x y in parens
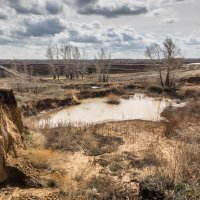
top-left (0, 89), bottom-right (64, 200)
top-left (0, 89), bottom-right (24, 183)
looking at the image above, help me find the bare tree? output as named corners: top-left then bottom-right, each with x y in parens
top-left (60, 45), bottom-right (75, 80)
top-left (145, 38), bottom-right (183, 89)
top-left (22, 62), bottom-right (33, 82)
top-left (72, 46), bottom-right (81, 79)
top-left (13, 59), bottom-right (19, 73)
top-left (79, 49), bottom-right (88, 79)
top-left (96, 48), bottom-right (111, 82)
top-left (46, 46), bottom-right (57, 79)
top-left (22, 62), bottom-right (28, 75)
top-left (72, 47), bottom-right (88, 79)
top-left (54, 45), bottom-right (60, 79)
top-left (60, 45), bottom-right (87, 80)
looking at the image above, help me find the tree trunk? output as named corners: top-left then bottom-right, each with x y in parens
top-left (165, 70), bottom-right (170, 88)
top-left (159, 69), bottom-right (164, 88)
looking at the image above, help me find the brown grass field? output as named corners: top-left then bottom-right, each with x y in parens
top-left (0, 66), bottom-right (200, 199)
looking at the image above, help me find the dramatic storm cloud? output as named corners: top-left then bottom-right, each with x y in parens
top-left (0, 0), bottom-right (199, 59)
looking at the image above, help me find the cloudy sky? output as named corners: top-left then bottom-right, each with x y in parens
top-left (0, 0), bottom-right (199, 59)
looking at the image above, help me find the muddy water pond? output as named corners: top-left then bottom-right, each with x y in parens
top-left (38, 93), bottom-right (182, 127)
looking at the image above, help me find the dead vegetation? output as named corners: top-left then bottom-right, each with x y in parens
top-left (143, 98), bottom-right (200, 199)
top-left (42, 123), bottom-right (124, 156)
top-left (106, 93), bottom-right (120, 105)
top-left (22, 93), bottom-right (199, 199)
top-left (0, 66), bottom-right (199, 199)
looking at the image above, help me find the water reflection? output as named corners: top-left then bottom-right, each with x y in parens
top-left (39, 93), bottom-right (174, 127)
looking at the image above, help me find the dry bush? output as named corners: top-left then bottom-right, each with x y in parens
top-left (86, 175), bottom-right (136, 200)
top-left (121, 94), bottom-right (131, 99)
top-left (106, 93), bottom-right (120, 105)
top-left (173, 181), bottom-right (200, 200)
top-left (10, 77), bottom-right (42, 94)
top-left (148, 85), bottom-right (163, 94)
top-left (86, 175), bottom-right (115, 199)
top-left (139, 173), bottom-right (174, 200)
top-left (65, 89), bottom-right (79, 96)
top-left (125, 82), bottom-right (145, 90)
top-left (65, 89), bottom-right (80, 104)
top-left (162, 99), bottom-right (200, 138)
top-left (139, 173), bottom-right (200, 200)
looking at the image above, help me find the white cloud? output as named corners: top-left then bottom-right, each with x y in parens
top-left (186, 31), bottom-right (200, 45)
top-left (0, 8), bottom-right (9, 19)
top-left (161, 17), bottom-right (179, 24)
top-left (0, 0), bottom-right (199, 59)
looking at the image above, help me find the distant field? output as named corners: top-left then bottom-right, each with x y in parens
top-left (1, 58), bottom-right (200, 77)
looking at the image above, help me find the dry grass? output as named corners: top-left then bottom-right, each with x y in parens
top-left (24, 106), bottom-right (200, 199)
top-left (42, 123), bottom-right (124, 156)
top-left (22, 87), bottom-right (199, 199)
top-left (10, 76), bottom-right (43, 94)
top-left (137, 97), bottom-right (200, 199)
top-left (28, 149), bottom-right (56, 169)
top-left (0, 68), bottom-right (199, 199)
top-left (65, 89), bottom-right (80, 104)
top-left (65, 89), bottom-right (79, 96)
top-left (106, 93), bottom-right (120, 105)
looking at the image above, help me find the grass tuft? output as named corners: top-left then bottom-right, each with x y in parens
top-left (106, 93), bottom-right (120, 105)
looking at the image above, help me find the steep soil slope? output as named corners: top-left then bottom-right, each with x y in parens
top-left (0, 89), bottom-right (24, 183)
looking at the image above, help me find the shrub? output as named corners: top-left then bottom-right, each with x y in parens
top-left (106, 94), bottom-right (120, 105)
top-left (148, 85), bottom-right (163, 94)
top-left (174, 181), bottom-right (200, 200)
top-left (121, 94), bottom-right (131, 99)
top-left (86, 176), bottom-right (115, 199)
top-left (140, 174), bottom-right (200, 200)
top-left (139, 174), bottom-right (174, 200)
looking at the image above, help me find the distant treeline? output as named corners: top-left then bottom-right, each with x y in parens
top-left (0, 58), bottom-right (200, 66)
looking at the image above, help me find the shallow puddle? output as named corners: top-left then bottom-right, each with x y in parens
top-left (38, 93), bottom-right (180, 127)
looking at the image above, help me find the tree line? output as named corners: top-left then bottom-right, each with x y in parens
top-left (47, 38), bottom-right (183, 88)
top-left (46, 45), bottom-right (111, 82)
